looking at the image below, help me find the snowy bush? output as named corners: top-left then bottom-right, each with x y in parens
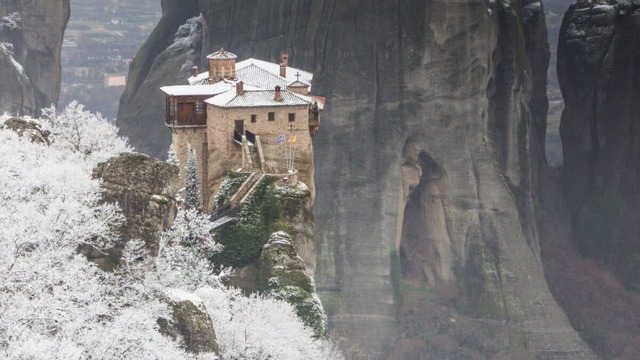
top-left (41, 101), bottom-right (132, 164)
top-left (196, 287), bottom-right (343, 360)
top-left (0, 104), bottom-right (343, 359)
top-left (0, 122), bottom-right (204, 359)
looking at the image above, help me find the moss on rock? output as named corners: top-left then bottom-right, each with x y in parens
top-left (257, 231), bottom-right (327, 338)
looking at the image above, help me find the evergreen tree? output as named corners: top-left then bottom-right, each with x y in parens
top-left (184, 144), bottom-right (202, 212)
top-left (167, 144), bottom-right (179, 166)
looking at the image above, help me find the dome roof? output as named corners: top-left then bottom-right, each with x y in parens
top-left (206, 47), bottom-right (237, 60)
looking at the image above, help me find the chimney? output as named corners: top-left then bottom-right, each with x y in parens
top-left (192, 66), bottom-right (198, 78)
top-left (274, 86), bottom-right (282, 102)
top-left (236, 81), bottom-right (244, 95)
top-left (280, 52), bottom-right (289, 77)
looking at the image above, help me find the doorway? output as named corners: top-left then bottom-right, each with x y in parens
top-left (234, 119), bottom-right (245, 135)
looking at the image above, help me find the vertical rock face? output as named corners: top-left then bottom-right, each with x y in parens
top-left (0, 0), bottom-right (69, 116)
top-left (313, 1), bottom-right (590, 358)
top-left (558, 0), bottom-right (640, 288)
top-left (116, 0), bottom-right (201, 157)
top-left (119, 0), bottom-right (595, 358)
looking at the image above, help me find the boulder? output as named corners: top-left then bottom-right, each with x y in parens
top-left (91, 152), bottom-right (179, 267)
top-left (1, 116), bottom-right (50, 144)
top-left (158, 288), bottom-right (219, 354)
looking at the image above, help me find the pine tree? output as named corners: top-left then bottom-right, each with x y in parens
top-left (167, 144), bottom-right (179, 166)
top-left (184, 144), bottom-right (202, 212)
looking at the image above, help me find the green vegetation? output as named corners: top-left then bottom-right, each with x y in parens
top-left (212, 175), bottom-right (279, 267)
top-left (257, 233), bottom-right (327, 338)
top-left (211, 172), bottom-right (249, 214)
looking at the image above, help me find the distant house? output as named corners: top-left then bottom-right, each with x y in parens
top-left (160, 48), bottom-right (325, 211)
top-left (104, 73), bottom-right (126, 87)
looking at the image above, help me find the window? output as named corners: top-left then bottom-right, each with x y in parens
top-left (196, 101), bottom-right (203, 115)
top-left (268, 112), bottom-right (275, 121)
top-left (288, 113), bottom-right (295, 122)
top-left (251, 114), bottom-right (257, 123)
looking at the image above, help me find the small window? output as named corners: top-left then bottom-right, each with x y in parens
top-left (196, 101), bottom-right (203, 115)
top-left (268, 112), bottom-right (275, 121)
top-left (288, 113), bottom-right (295, 122)
top-left (251, 114), bottom-right (257, 123)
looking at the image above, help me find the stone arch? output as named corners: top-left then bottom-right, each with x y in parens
top-left (398, 146), bottom-right (453, 288)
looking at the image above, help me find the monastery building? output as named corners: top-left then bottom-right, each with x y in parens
top-left (161, 48), bottom-right (324, 211)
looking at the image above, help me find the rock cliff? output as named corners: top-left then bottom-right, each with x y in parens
top-left (0, 0), bottom-right (69, 116)
top-left (91, 152), bottom-right (179, 268)
top-left (118, 1), bottom-right (595, 358)
top-left (558, 0), bottom-right (640, 288)
top-left (549, 1), bottom-right (640, 357)
top-left (116, 0), bottom-right (200, 157)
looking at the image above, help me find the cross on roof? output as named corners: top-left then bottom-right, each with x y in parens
top-left (295, 72), bottom-right (301, 82)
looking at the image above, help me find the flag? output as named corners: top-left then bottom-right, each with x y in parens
top-left (275, 134), bottom-right (285, 144)
top-left (288, 136), bottom-right (296, 143)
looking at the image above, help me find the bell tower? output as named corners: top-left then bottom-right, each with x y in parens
top-left (207, 48), bottom-right (237, 82)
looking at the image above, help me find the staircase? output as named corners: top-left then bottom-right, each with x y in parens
top-left (241, 135), bottom-right (265, 172)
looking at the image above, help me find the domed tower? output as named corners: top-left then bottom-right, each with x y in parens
top-left (207, 48), bottom-right (237, 82)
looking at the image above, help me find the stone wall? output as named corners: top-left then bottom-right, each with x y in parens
top-left (206, 102), bottom-right (314, 196)
top-left (170, 125), bottom-right (208, 206)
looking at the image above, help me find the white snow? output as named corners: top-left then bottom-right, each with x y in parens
top-left (206, 88), bottom-right (311, 108)
top-left (1, 12), bottom-right (21, 31)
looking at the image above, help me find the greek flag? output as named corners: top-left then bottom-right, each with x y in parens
top-left (275, 134), bottom-right (286, 144)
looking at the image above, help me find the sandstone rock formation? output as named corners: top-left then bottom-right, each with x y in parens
top-left (258, 231), bottom-right (326, 338)
top-left (116, 0), bottom-right (200, 157)
top-left (158, 288), bottom-right (219, 355)
top-left (1, 116), bottom-right (50, 144)
top-left (91, 152), bottom-right (179, 267)
top-left (558, 0), bottom-right (640, 288)
top-left (0, 0), bottom-right (69, 116)
top-left (118, 1), bottom-right (595, 358)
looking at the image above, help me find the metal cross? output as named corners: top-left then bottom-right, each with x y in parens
top-left (295, 72), bottom-right (301, 82)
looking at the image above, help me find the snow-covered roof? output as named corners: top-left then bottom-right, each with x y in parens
top-left (206, 48), bottom-right (237, 60)
top-left (188, 72), bottom-right (210, 85)
top-left (206, 88), bottom-right (311, 108)
top-left (187, 57), bottom-right (314, 89)
top-left (160, 81), bottom-right (235, 96)
top-left (236, 58), bottom-right (312, 85)
top-left (287, 80), bottom-right (310, 88)
top-left (236, 64), bottom-right (289, 90)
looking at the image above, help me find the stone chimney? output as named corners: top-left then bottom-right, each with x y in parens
top-left (274, 86), bottom-right (282, 102)
top-left (192, 66), bottom-right (198, 78)
top-left (280, 52), bottom-right (288, 77)
top-left (236, 81), bottom-right (244, 95)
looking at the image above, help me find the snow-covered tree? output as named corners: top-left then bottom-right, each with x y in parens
top-left (41, 101), bottom-right (131, 164)
top-left (156, 208), bottom-right (225, 291)
top-left (184, 144), bottom-right (201, 212)
top-left (0, 113), bottom-right (210, 360)
top-left (167, 144), bottom-right (179, 166)
top-left (0, 106), bottom-right (343, 360)
top-left (196, 287), bottom-right (344, 360)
